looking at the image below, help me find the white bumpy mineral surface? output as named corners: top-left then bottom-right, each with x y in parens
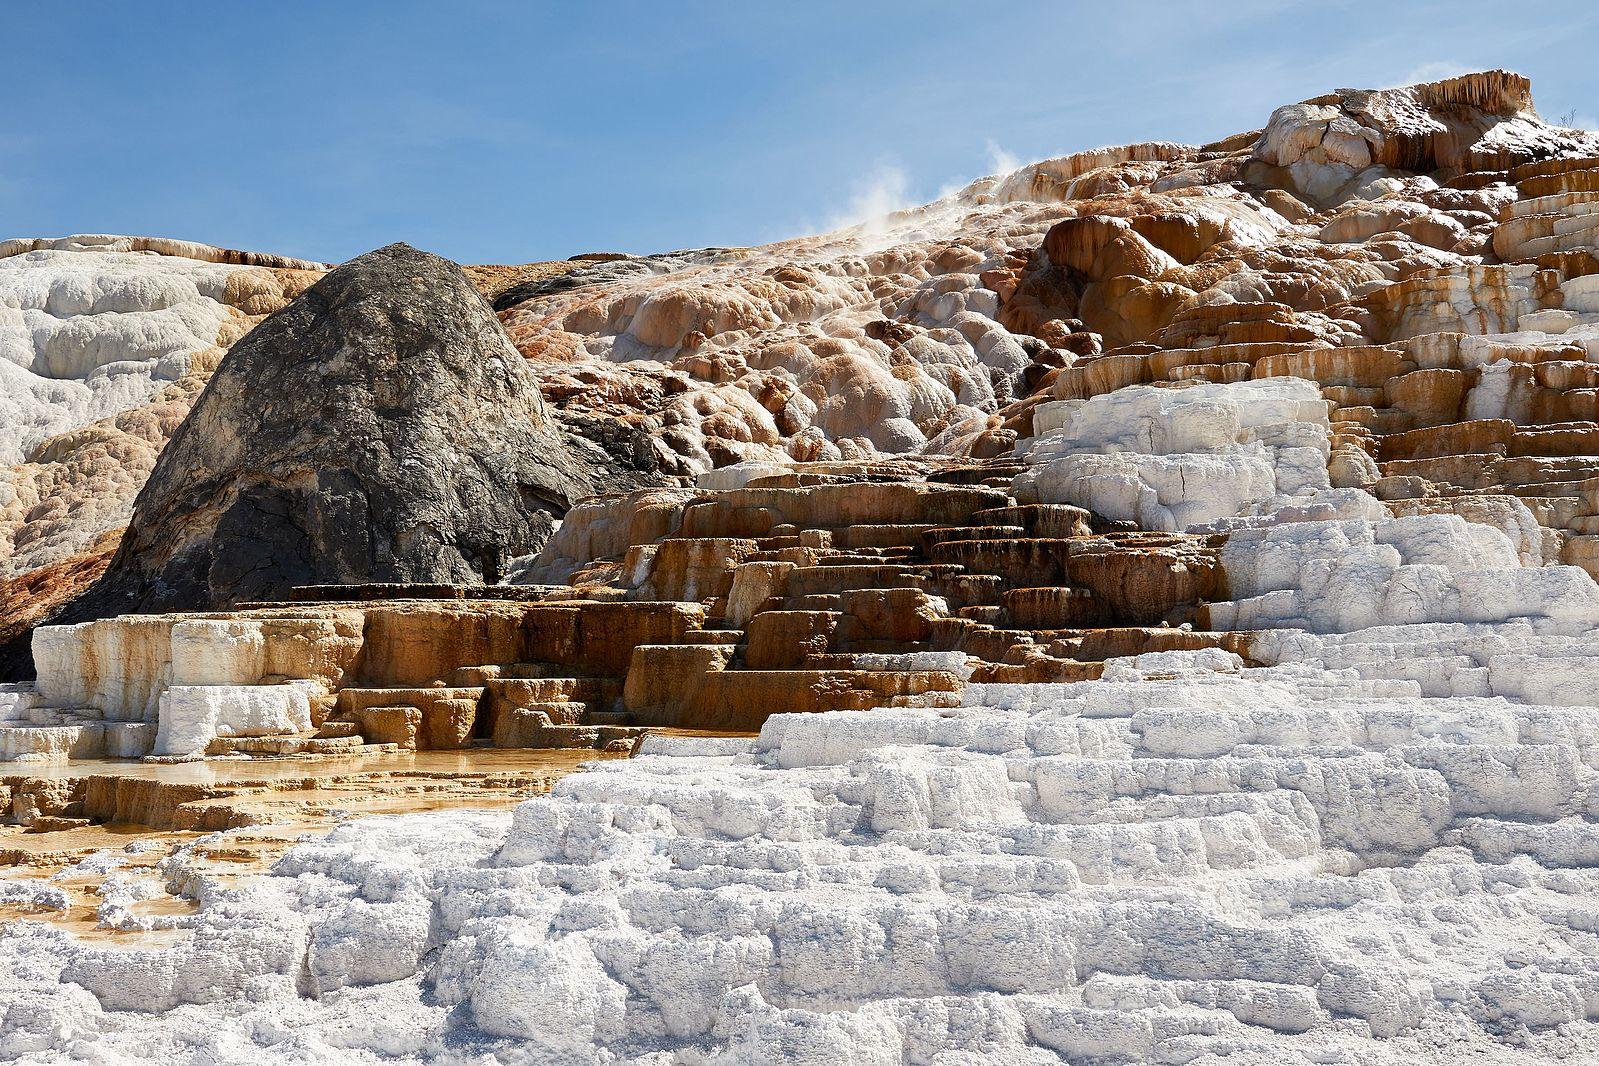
top-left (10, 71), bottom-right (1599, 1064)
top-left (1017, 378), bottom-right (1337, 529)
top-left (6, 651), bottom-right (1599, 1062)
top-left (0, 236), bottom-right (320, 597)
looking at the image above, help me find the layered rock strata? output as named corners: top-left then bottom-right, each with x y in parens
top-left (6, 454), bottom-right (1231, 761)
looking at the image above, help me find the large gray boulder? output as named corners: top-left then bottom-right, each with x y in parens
top-left (94, 241), bottom-right (643, 610)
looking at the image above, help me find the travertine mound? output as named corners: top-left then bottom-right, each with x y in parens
top-left (0, 233), bottom-right (327, 270)
top-left (93, 242), bottom-right (649, 612)
top-left (10, 69), bottom-right (1599, 650)
top-left (0, 240), bottom-right (321, 576)
top-left (11, 70), bottom-right (1599, 1064)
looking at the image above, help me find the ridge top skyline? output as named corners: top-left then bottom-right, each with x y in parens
top-left (7, 0), bottom-right (1599, 265)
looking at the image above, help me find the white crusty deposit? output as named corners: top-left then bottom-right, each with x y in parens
top-left (0, 244), bottom-right (255, 466)
top-left (1019, 376), bottom-right (1599, 716)
top-left (0, 237), bottom-right (320, 586)
top-left (1016, 378), bottom-right (1337, 529)
top-left (12, 612), bottom-right (362, 759)
top-left (5, 650), bottom-right (1599, 1062)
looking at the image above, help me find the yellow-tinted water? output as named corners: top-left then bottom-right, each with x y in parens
top-left (0, 732), bottom-right (757, 944)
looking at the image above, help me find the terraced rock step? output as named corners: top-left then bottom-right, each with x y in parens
top-left (18, 647), bottom-right (1599, 1059)
top-left (5, 456), bottom-right (1237, 763)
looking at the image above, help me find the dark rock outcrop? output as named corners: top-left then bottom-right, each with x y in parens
top-left (91, 242), bottom-right (655, 613)
top-left (490, 247), bottom-right (740, 311)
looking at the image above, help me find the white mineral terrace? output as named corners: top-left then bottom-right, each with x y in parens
top-left (5, 650), bottom-right (1599, 1062)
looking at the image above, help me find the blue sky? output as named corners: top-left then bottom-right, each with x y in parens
top-left (6, 1), bottom-right (1596, 265)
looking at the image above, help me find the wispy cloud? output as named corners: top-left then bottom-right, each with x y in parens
top-left (297, 91), bottom-right (542, 193)
top-left (1390, 60), bottom-right (1474, 88)
top-left (758, 160), bottom-right (924, 249)
top-left (0, 134), bottom-right (37, 212)
top-left (362, 92), bottom-right (535, 152)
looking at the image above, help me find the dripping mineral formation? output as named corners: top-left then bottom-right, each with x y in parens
top-left (4, 70), bottom-right (1599, 1062)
